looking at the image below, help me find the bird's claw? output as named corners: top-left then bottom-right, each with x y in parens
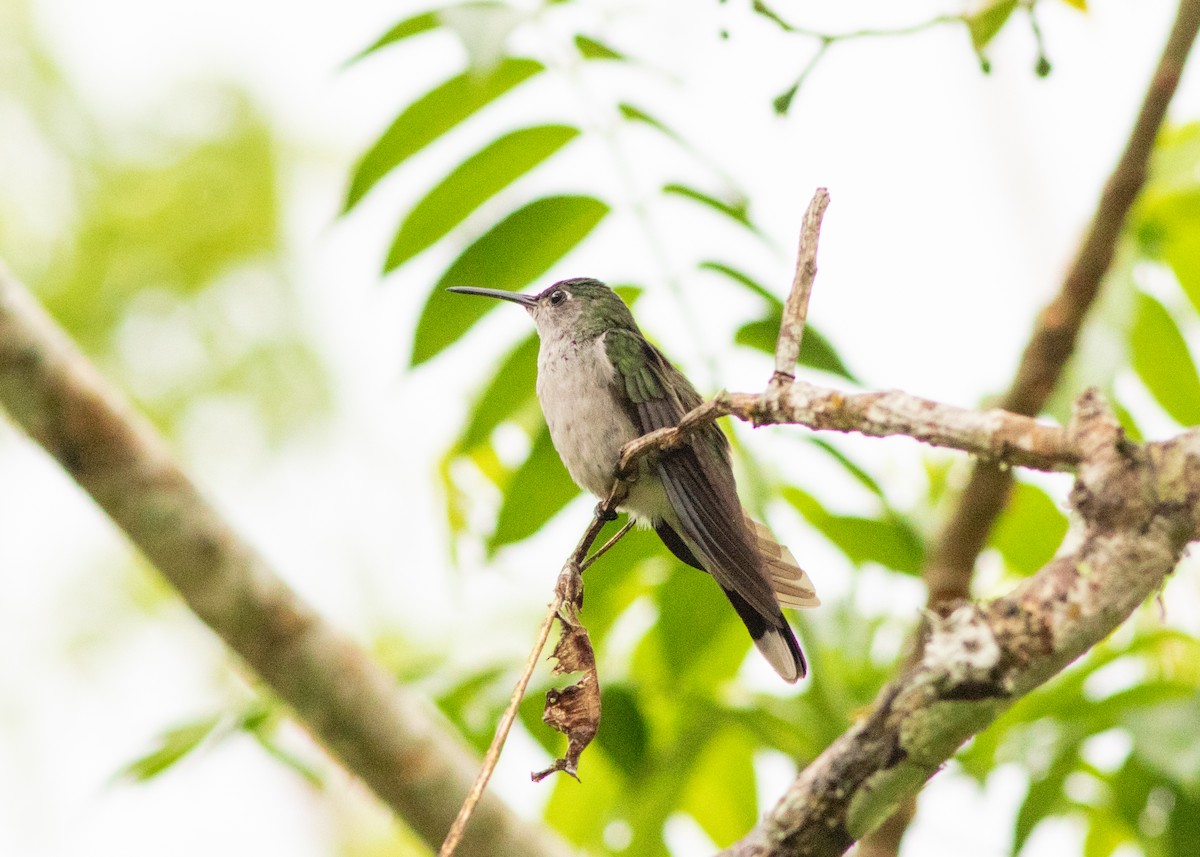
top-left (594, 502), bottom-right (618, 523)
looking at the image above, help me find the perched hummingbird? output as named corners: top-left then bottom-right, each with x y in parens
top-left (448, 278), bottom-right (819, 681)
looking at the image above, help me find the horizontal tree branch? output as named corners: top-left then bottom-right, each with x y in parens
top-left (618, 382), bottom-right (1078, 478)
top-left (721, 390), bottom-right (1200, 857)
top-left (0, 262), bottom-right (571, 857)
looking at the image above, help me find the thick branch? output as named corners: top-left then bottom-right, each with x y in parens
top-left (723, 391), bottom-right (1200, 857)
top-left (926, 0), bottom-right (1200, 609)
top-left (0, 263), bottom-right (571, 857)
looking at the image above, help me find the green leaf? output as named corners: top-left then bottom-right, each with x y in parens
top-left (458, 332), bottom-right (539, 449)
top-left (575, 34), bottom-right (624, 60)
top-left (988, 481), bottom-right (1068, 576)
top-left (596, 684), bottom-right (649, 776)
top-left (411, 195), bottom-right (608, 365)
top-left (617, 102), bottom-right (687, 146)
top-left (966, 0), bottom-right (1019, 51)
top-left (663, 183), bottom-right (757, 234)
top-left (1014, 748), bottom-right (1077, 854)
top-left (119, 715), bottom-right (224, 781)
top-left (347, 10), bottom-right (440, 64)
top-left (1130, 292), bottom-right (1200, 426)
top-left (680, 727), bottom-right (758, 847)
top-left (655, 564), bottom-right (747, 685)
top-left (385, 125), bottom-right (579, 271)
top-left (807, 438), bottom-right (888, 501)
top-left (345, 57), bottom-right (544, 210)
top-left (735, 317), bottom-right (857, 381)
top-left (699, 260), bottom-right (780, 305)
top-left (489, 424), bottom-right (581, 550)
top-left (784, 487), bottom-right (924, 574)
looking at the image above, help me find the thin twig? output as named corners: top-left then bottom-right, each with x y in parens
top-left (773, 188), bottom-right (830, 384)
top-left (439, 482), bottom-right (629, 856)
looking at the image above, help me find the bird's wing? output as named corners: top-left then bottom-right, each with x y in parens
top-left (604, 329), bottom-right (779, 619)
top-left (745, 514), bottom-right (820, 608)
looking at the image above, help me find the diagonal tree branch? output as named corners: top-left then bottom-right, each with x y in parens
top-left (722, 391), bottom-right (1200, 857)
top-left (0, 262), bottom-right (572, 857)
top-left (924, 0), bottom-right (1200, 611)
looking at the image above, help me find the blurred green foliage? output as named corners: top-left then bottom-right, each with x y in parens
top-left (336, 1), bottom-right (1200, 853)
top-left (0, 2), bottom-right (328, 444)
top-left (339, 2), bottom-right (1200, 853)
top-left (8, 0), bottom-right (1197, 853)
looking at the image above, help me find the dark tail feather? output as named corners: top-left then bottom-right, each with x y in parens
top-left (722, 587), bottom-right (807, 682)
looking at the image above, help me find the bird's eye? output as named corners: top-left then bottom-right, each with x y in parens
top-left (549, 290), bottom-right (566, 306)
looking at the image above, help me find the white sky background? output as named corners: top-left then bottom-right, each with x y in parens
top-left (2, 1), bottom-right (1199, 856)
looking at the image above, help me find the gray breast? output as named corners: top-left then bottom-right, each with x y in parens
top-left (536, 334), bottom-right (639, 498)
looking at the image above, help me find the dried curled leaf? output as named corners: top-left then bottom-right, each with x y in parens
top-left (531, 622), bottom-right (600, 782)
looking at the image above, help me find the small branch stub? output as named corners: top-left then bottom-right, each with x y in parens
top-left (773, 187), bottom-right (831, 384)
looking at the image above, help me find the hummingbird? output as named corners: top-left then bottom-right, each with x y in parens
top-left (448, 278), bottom-right (818, 681)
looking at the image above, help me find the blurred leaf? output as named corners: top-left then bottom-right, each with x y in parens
top-left (699, 261), bottom-right (857, 381)
top-left (490, 424), bottom-right (581, 550)
top-left (348, 9), bottom-right (440, 63)
top-left (385, 124), bottom-right (580, 271)
top-left (663, 183), bottom-right (757, 234)
top-left (345, 57), bottom-right (544, 210)
top-left (988, 481), bottom-right (1068, 576)
top-left (736, 317), bottom-right (857, 381)
top-left (656, 564), bottom-right (747, 686)
top-left (618, 102), bottom-right (687, 146)
top-left (1014, 747), bottom-right (1077, 854)
top-left (596, 683), bottom-right (649, 776)
top-left (412, 195), bottom-right (608, 365)
top-left (575, 34), bottom-right (624, 60)
top-left (458, 332), bottom-right (540, 449)
top-left (680, 727), bottom-right (758, 847)
top-left (1130, 292), bottom-right (1200, 426)
top-left (966, 0), bottom-right (1018, 51)
top-left (1060, 0), bottom-right (1087, 9)
top-left (807, 438), bottom-right (888, 501)
top-left (119, 715), bottom-right (223, 781)
top-left (1122, 696), bottom-right (1200, 790)
top-left (784, 487), bottom-right (924, 574)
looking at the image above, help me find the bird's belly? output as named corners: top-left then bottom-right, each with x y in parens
top-left (536, 335), bottom-right (656, 508)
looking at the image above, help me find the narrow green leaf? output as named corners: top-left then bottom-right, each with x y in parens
top-left (458, 333), bottom-right (539, 449)
top-left (1130, 292), bottom-right (1200, 426)
top-left (699, 260), bottom-right (781, 305)
top-left (411, 195), bottom-right (608, 366)
top-left (1014, 749), bottom-right (1077, 854)
top-left (345, 57), bottom-right (544, 211)
top-left (656, 565), bottom-right (746, 684)
top-left (988, 481), bottom-right (1068, 576)
top-left (807, 438), bottom-right (888, 500)
top-left (119, 715), bottom-right (224, 781)
top-left (784, 487), bottom-right (924, 574)
top-left (490, 424), bottom-right (581, 550)
top-left (347, 10), bottom-right (440, 64)
top-left (735, 317), bottom-right (857, 381)
top-left (575, 34), bottom-right (624, 60)
top-left (385, 125), bottom-right (579, 271)
top-left (617, 102), bottom-right (687, 146)
top-left (966, 0), bottom-right (1019, 51)
top-left (663, 183), bottom-right (757, 233)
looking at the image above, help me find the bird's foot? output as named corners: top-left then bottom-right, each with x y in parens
top-left (594, 501), bottom-right (618, 523)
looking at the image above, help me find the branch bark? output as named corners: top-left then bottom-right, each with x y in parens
top-left (722, 391), bottom-right (1200, 857)
top-left (0, 263), bottom-right (572, 857)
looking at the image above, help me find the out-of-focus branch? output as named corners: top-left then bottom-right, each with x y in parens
top-left (0, 263), bottom-right (571, 857)
top-left (924, 0), bottom-right (1200, 611)
top-left (721, 391), bottom-right (1200, 857)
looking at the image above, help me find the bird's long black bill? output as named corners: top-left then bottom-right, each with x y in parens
top-left (446, 286), bottom-right (537, 307)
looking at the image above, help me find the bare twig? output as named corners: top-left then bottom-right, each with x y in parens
top-left (773, 188), bottom-right (830, 384)
top-left (0, 263), bottom-right (571, 857)
top-left (439, 481), bottom-right (630, 855)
